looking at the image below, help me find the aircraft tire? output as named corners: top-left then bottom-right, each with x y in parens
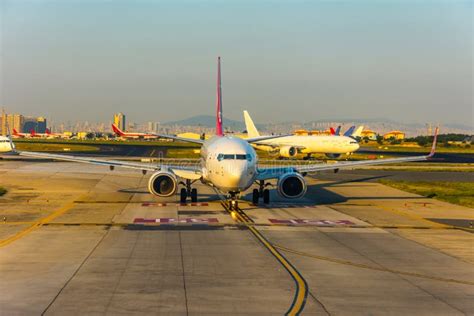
top-left (263, 189), bottom-right (270, 204)
top-left (252, 189), bottom-right (259, 205)
top-left (191, 188), bottom-right (198, 202)
top-left (180, 188), bottom-right (187, 203)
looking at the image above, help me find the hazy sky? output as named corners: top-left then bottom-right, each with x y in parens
top-left (0, 0), bottom-right (472, 126)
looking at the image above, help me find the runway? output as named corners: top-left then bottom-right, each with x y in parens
top-left (0, 160), bottom-right (473, 315)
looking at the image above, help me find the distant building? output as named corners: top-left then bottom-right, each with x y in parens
top-left (113, 113), bottom-right (126, 131)
top-left (0, 112), bottom-right (5, 135)
top-left (23, 118), bottom-right (37, 133)
top-left (1, 114), bottom-right (24, 134)
top-left (36, 117), bottom-right (47, 133)
top-left (147, 121), bottom-right (159, 133)
top-left (383, 131), bottom-right (405, 140)
top-left (361, 129), bottom-right (377, 140)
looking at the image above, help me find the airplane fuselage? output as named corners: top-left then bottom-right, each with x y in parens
top-left (255, 135), bottom-right (359, 155)
top-left (200, 136), bottom-right (258, 193)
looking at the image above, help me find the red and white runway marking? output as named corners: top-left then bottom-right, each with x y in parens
top-left (134, 217), bottom-right (219, 224)
top-left (268, 219), bottom-right (355, 226)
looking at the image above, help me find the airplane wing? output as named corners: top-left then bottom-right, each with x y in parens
top-left (17, 151), bottom-right (202, 178)
top-left (257, 128), bottom-right (438, 180)
top-left (18, 151), bottom-right (160, 171)
top-left (246, 134), bottom-right (292, 143)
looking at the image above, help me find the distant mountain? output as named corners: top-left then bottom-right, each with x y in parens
top-left (164, 115), bottom-right (246, 130)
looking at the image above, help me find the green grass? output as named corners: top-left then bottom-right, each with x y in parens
top-left (15, 142), bottom-right (99, 152)
top-left (0, 187), bottom-right (6, 196)
top-left (362, 143), bottom-right (474, 153)
top-left (379, 180), bottom-right (474, 208)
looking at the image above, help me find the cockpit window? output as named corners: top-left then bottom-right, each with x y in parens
top-left (217, 154), bottom-right (252, 161)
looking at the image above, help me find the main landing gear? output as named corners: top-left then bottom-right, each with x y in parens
top-left (252, 180), bottom-right (271, 205)
top-left (180, 179), bottom-right (198, 203)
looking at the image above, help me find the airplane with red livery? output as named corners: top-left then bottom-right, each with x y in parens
top-left (111, 124), bottom-right (159, 140)
top-left (31, 128), bottom-right (61, 138)
top-left (12, 129), bottom-right (32, 138)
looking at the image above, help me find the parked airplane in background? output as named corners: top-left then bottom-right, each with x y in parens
top-left (12, 128), bottom-right (60, 139)
top-left (12, 129), bottom-right (32, 138)
top-left (0, 57), bottom-right (438, 207)
top-left (32, 128), bottom-right (61, 138)
top-left (112, 124), bottom-right (160, 140)
top-left (243, 111), bottom-right (360, 159)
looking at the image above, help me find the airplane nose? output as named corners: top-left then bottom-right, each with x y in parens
top-left (226, 164), bottom-right (247, 187)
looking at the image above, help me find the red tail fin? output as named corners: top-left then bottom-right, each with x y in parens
top-left (428, 127), bottom-right (439, 158)
top-left (30, 129), bottom-right (36, 136)
top-left (216, 57), bottom-right (223, 136)
top-left (112, 124), bottom-right (124, 136)
top-left (330, 127), bottom-right (335, 135)
top-left (46, 128), bottom-right (51, 135)
top-left (12, 128), bottom-right (18, 135)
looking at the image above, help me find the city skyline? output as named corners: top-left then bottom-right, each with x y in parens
top-left (0, 1), bottom-right (472, 126)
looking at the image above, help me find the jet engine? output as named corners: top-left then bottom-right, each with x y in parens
top-left (148, 171), bottom-right (178, 197)
top-left (277, 173), bottom-right (307, 199)
top-left (325, 153), bottom-right (341, 159)
top-left (279, 146), bottom-right (298, 158)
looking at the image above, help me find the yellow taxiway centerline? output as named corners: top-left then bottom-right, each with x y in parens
top-left (223, 203), bottom-right (308, 315)
top-left (0, 201), bottom-right (76, 248)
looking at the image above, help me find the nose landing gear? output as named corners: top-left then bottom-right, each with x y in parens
top-left (179, 179), bottom-right (198, 203)
top-left (228, 192), bottom-right (239, 210)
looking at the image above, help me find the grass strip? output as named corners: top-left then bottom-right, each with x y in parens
top-left (379, 180), bottom-right (474, 208)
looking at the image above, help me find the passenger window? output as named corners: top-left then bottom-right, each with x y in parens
top-left (217, 154), bottom-right (224, 161)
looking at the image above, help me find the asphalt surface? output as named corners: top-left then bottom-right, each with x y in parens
top-left (0, 160), bottom-right (473, 315)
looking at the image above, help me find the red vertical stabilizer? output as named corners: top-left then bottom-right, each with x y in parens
top-left (216, 57), bottom-right (224, 136)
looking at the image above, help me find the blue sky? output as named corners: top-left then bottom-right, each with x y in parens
top-left (0, 1), bottom-right (472, 125)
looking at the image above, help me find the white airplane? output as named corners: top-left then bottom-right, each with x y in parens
top-left (243, 111), bottom-right (360, 159)
top-left (0, 57), bottom-right (439, 207)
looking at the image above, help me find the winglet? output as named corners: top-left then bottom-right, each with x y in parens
top-left (215, 57), bottom-right (224, 136)
top-left (428, 127), bottom-right (439, 158)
